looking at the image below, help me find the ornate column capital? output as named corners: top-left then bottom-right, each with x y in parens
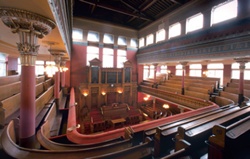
top-left (234, 57), bottom-right (250, 70)
top-left (50, 49), bottom-right (65, 67)
top-left (0, 8), bottom-right (56, 65)
top-left (180, 61), bottom-right (188, 69)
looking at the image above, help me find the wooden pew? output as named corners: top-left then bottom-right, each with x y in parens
top-left (224, 86), bottom-right (250, 98)
top-left (230, 79), bottom-right (250, 84)
top-left (0, 80), bottom-right (54, 128)
top-left (0, 93), bottom-right (20, 126)
top-left (185, 90), bottom-right (210, 101)
top-left (0, 75), bottom-right (20, 86)
top-left (207, 115), bottom-right (250, 159)
top-left (86, 137), bottom-right (153, 159)
top-left (1, 120), bottom-right (133, 159)
top-left (210, 96), bottom-right (235, 107)
top-left (37, 96), bottom-right (131, 150)
top-left (172, 105), bottom-right (250, 158)
top-left (219, 91), bottom-right (239, 104)
top-left (140, 85), bottom-right (215, 110)
top-left (153, 106), bottom-right (239, 157)
top-left (227, 82), bottom-right (250, 89)
top-left (0, 81), bottom-right (20, 101)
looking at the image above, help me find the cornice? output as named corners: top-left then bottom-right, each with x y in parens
top-left (48, 0), bottom-right (73, 57)
top-left (0, 7), bottom-right (56, 38)
top-left (137, 34), bottom-right (250, 64)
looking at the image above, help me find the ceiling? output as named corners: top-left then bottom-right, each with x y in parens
top-left (73, 0), bottom-right (192, 30)
top-left (0, 0), bottom-right (68, 60)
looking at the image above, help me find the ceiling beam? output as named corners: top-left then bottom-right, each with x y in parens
top-left (79, 0), bottom-right (152, 21)
top-left (140, 0), bottom-right (158, 12)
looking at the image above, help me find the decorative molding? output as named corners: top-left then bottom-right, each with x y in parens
top-left (137, 35), bottom-right (250, 64)
top-left (0, 7), bottom-right (56, 58)
top-left (0, 8), bottom-right (56, 38)
top-left (48, 0), bottom-right (72, 56)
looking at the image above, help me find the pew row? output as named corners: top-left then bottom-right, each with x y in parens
top-left (223, 86), bottom-right (250, 98)
top-left (67, 86), bottom-right (219, 144)
top-left (0, 75), bottom-right (20, 86)
top-left (0, 84), bottom-right (54, 129)
top-left (140, 85), bottom-right (216, 110)
top-left (1, 120), bottom-right (132, 159)
top-left (86, 137), bottom-right (153, 159)
top-left (219, 91), bottom-right (249, 105)
top-left (153, 105), bottom-right (239, 157)
top-left (210, 96), bottom-right (235, 107)
top-left (170, 105), bottom-right (250, 158)
top-left (37, 103), bottom-right (131, 150)
top-left (207, 115), bottom-right (250, 159)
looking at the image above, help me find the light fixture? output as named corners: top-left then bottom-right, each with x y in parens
top-left (44, 41), bottom-right (58, 77)
top-left (83, 92), bottom-right (88, 97)
top-left (163, 104), bottom-right (169, 109)
top-left (143, 97), bottom-right (149, 101)
top-left (70, 102), bottom-right (78, 107)
top-left (67, 124), bottom-right (80, 132)
top-left (101, 92), bottom-right (106, 96)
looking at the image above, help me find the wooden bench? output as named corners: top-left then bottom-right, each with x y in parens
top-left (210, 95), bottom-right (235, 107)
top-left (230, 79), bottom-right (250, 84)
top-left (140, 85), bottom-right (215, 110)
top-left (219, 91), bottom-right (240, 104)
top-left (153, 106), bottom-right (239, 157)
top-left (207, 115), bottom-right (250, 159)
top-left (0, 81), bottom-right (20, 101)
top-left (0, 75), bottom-right (20, 86)
top-left (172, 105), bottom-right (250, 158)
top-left (224, 86), bottom-right (250, 98)
top-left (1, 119), bottom-right (133, 159)
top-left (85, 137), bottom-right (153, 159)
top-left (185, 90), bottom-right (210, 101)
top-left (227, 82), bottom-right (250, 89)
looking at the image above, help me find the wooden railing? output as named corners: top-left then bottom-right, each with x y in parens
top-left (139, 85), bottom-right (215, 110)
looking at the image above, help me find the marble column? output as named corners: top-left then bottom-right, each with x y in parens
top-left (180, 62), bottom-right (188, 95)
top-left (0, 8), bottom-right (55, 148)
top-left (153, 63), bottom-right (158, 84)
top-left (51, 51), bottom-right (65, 108)
top-left (234, 58), bottom-right (249, 106)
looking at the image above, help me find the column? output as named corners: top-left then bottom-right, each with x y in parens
top-left (235, 58), bottom-right (249, 106)
top-left (60, 60), bottom-right (67, 88)
top-left (153, 63), bottom-right (158, 84)
top-left (0, 8), bottom-right (55, 148)
top-left (180, 62), bottom-right (188, 95)
top-left (153, 97), bottom-right (156, 111)
top-left (51, 51), bottom-right (65, 108)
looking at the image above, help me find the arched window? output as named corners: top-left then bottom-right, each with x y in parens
top-left (146, 34), bottom-right (154, 46)
top-left (143, 65), bottom-right (149, 80)
top-left (139, 38), bottom-right (145, 48)
top-left (207, 63), bottom-right (224, 86)
top-left (103, 48), bottom-right (114, 67)
top-left (118, 36), bottom-right (127, 45)
top-left (86, 46), bottom-right (99, 66)
top-left (87, 31), bottom-right (99, 42)
top-left (186, 13), bottom-right (203, 33)
top-left (175, 64), bottom-right (182, 76)
top-left (189, 64), bottom-right (202, 77)
top-left (169, 22), bottom-right (181, 39)
top-left (231, 62), bottom-right (250, 80)
top-left (160, 65), bottom-right (168, 74)
top-left (72, 28), bottom-right (83, 41)
top-left (117, 49), bottom-right (127, 68)
top-left (103, 33), bottom-right (114, 44)
top-left (211, 0), bottom-right (238, 26)
top-left (130, 38), bottom-right (137, 48)
top-left (156, 29), bottom-right (166, 43)
top-left (0, 53), bottom-right (6, 76)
